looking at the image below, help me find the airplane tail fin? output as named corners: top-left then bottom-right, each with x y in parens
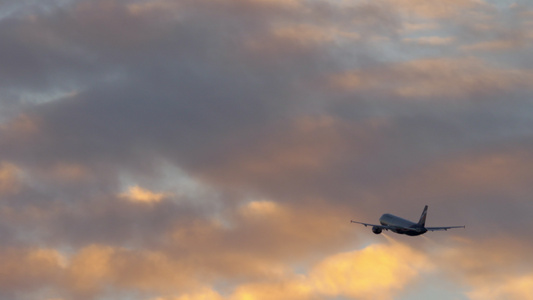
top-left (418, 205), bottom-right (428, 227)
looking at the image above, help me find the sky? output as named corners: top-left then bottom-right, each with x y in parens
top-left (0, 0), bottom-right (533, 299)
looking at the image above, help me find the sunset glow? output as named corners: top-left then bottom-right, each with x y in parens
top-left (1, 0), bottom-right (532, 299)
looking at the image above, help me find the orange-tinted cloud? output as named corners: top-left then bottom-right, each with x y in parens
top-left (49, 163), bottom-right (90, 181)
top-left (6, 235), bottom-right (532, 300)
top-left (196, 116), bottom-right (382, 191)
top-left (433, 237), bottom-right (533, 300)
top-left (0, 162), bottom-right (21, 195)
top-left (157, 240), bottom-right (431, 300)
top-left (120, 185), bottom-right (168, 203)
top-left (462, 39), bottom-right (528, 52)
top-left (389, 0), bottom-right (488, 19)
top-left (403, 36), bottom-right (454, 46)
top-left (7, 242), bottom-right (427, 299)
top-left (167, 199), bottom-right (355, 275)
top-left (384, 148), bottom-right (533, 202)
top-left (246, 23), bottom-right (360, 56)
top-left (147, 240), bottom-right (431, 300)
top-left (64, 245), bottom-right (205, 297)
top-left (0, 114), bottom-right (39, 135)
top-left (331, 57), bottom-right (533, 99)
top-left (66, 245), bottom-right (115, 296)
top-left (151, 288), bottom-right (224, 300)
top-left (0, 248), bottom-right (64, 291)
top-left (467, 275), bottom-right (533, 300)
top-left (309, 242), bottom-right (431, 299)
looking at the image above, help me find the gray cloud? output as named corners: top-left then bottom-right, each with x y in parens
top-left (1, 0), bottom-right (533, 299)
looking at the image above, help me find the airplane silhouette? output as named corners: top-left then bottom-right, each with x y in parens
top-left (351, 205), bottom-right (465, 236)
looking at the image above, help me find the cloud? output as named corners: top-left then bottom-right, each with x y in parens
top-left (0, 241), bottom-right (429, 300)
top-left (154, 241), bottom-right (431, 300)
top-left (461, 38), bottom-right (529, 52)
top-left (239, 200), bottom-right (280, 217)
top-left (0, 247), bottom-right (64, 299)
top-left (47, 163), bottom-right (90, 181)
top-left (403, 36), bottom-right (454, 46)
top-left (165, 199), bottom-right (355, 274)
top-left (389, 0), bottom-right (488, 19)
top-left (433, 237), bottom-right (533, 300)
top-left (1, 0), bottom-right (533, 299)
top-left (194, 116), bottom-right (364, 191)
top-left (331, 57), bottom-right (533, 99)
top-left (120, 185), bottom-right (168, 203)
top-left (467, 275), bottom-right (533, 300)
top-left (0, 162), bottom-right (21, 195)
top-left (309, 242), bottom-right (431, 299)
top-left (66, 245), bottom-right (115, 297)
top-left (0, 244), bottom-right (204, 299)
top-left (4, 236), bottom-right (532, 300)
top-left (151, 288), bottom-right (224, 300)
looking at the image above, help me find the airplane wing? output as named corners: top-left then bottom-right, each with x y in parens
top-left (425, 225), bottom-right (465, 231)
top-left (350, 221), bottom-right (397, 230)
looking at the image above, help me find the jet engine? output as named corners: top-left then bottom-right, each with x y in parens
top-left (372, 226), bottom-right (382, 234)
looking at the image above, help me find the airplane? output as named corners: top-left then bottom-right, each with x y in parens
top-left (351, 205), bottom-right (465, 236)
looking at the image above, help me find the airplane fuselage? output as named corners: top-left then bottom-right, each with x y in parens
top-left (379, 213), bottom-right (428, 236)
